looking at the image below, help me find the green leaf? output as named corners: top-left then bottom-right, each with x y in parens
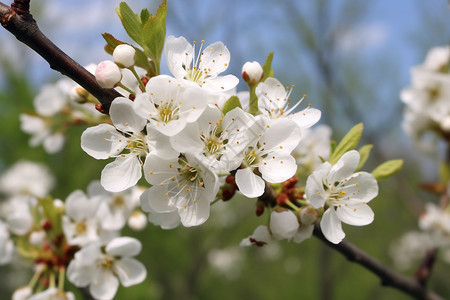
top-left (439, 162), bottom-right (450, 183)
top-left (329, 140), bottom-right (337, 158)
top-left (140, 8), bottom-right (150, 24)
top-left (222, 96), bottom-right (243, 115)
top-left (356, 144), bottom-right (373, 170)
top-left (371, 159), bottom-right (403, 181)
top-left (102, 33), bottom-right (151, 71)
top-left (116, 2), bottom-right (143, 45)
top-left (142, 0), bottom-right (167, 74)
top-left (262, 52), bottom-right (274, 81)
top-left (329, 123), bottom-right (364, 164)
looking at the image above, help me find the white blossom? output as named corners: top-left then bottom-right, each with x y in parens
top-left (165, 36), bottom-right (239, 93)
top-left (305, 150), bottom-right (378, 244)
top-left (67, 237), bottom-right (146, 300)
top-left (113, 44), bottom-right (136, 68)
top-left (0, 220), bottom-right (14, 265)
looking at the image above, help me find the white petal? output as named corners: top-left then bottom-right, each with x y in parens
top-left (235, 168), bottom-right (265, 198)
top-left (81, 124), bottom-right (126, 159)
top-left (165, 35), bottom-right (192, 79)
top-left (293, 224), bottom-right (314, 244)
top-left (178, 86), bottom-right (208, 123)
top-left (65, 190), bottom-right (96, 220)
top-left (142, 154), bottom-right (179, 186)
top-left (89, 269), bottom-right (119, 300)
top-left (67, 260), bottom-right (95, 287)
top-left (101, 155), bottom-right (142, 192)
top-left (178, 196), bottom-right (210, 227)
top-left (269, 210), bottom-right (299, 240)
top-left (341, 172), bottom-right (379, 204)
top-left (43, 132), bottom-right (65, 154)
top-left (110, 97), bottom-right (147, 133)
top-left (288, 107), bottom-right (321, 129)
top-left (198, 41), bottom-right (230, 75)
top-left (202, 75), bottom-right (239, 93)
top-left (133, 93), bottom-right (158, 120)
top-left (327, 150), bottom-right (360, 183)
top-left (260, 154), bottom-right (297, 183)
top-left (336, 204), bottom-right (374, 226)
top-left (260, 119), bottom-right (302, 153)
top-left (169, 123), bottom-right (203, 154)
top-left (150, 118), bottom-right (187, 136)
top-left (305, 163), bottom-right (331, 209)
top-left (320, 208), bottom-right (345, 244)
top-left (114, 257), bottom-right (147, 287)
top-left (146, 125), bottom-right (179, 159)
top-left (148, 210), bottom-right (181, 230)
top-left (106, 237), bottom-right (142, 257)
top-left (140, 187), bottom-right (177, 213)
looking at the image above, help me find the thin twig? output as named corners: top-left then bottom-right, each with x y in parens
top-left (0, 2), bottom-right (122, 113)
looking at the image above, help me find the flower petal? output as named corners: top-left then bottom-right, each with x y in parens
top-left (327, 150), bottom-right (360, 184)
top-left (260, 154), bottom-right (297, 183)
top-left (336, 204), bottom-right (374, 226)
top-left (81, 124), bottom-right (126, 159)
top-left (110, 97), bottom-right (147, 133)
top-left (101, 155), bottom-right (142, 192)
top-left (235, 168), bottom-right (265, 198)
top-left (320, 208), bottom-right (345, 244)
top-left (293, 224), bottom-right (314, 244)
top-left (106, 237), bottom-right (141, 257)
top-left (89, 269), bottom-right (119, 300)
top-left (114, 257), bottom-right (147, 287)
top-left (178, 196), bottom-right (210, 227)
top-left (140, 186), bottom-right (177, 213)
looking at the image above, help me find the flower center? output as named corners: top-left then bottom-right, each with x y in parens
top-left (112, 196), bottom-right (125, 208)
top-left (126, 133), bottom-right (148, 156)
top-left (75, 221), bottom-right (87, 235)
top-left (158, 102), bottom-right (180, 123)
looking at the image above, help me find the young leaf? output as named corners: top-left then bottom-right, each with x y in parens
top-left (141, 8), bottom-right (150, 24)
top-left (356, 144), bottom-right (373, 170)
top-left (329, 123), bottom-right (364, 164)
top-left (222, 96), bottom-right (243, 115)
top-left (371, 159), bottom-right (403, 181)
top-left (102, 33), bottom-right (151, 71)
top-left (142, 0), bottom-right (167, 74)
top-left (262, 52), bottom-right (274, 81)
top-left (116, 2), bottom-right (143, 45)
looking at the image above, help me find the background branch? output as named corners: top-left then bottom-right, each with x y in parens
top-left (0, 2), bottom-right (122, 113)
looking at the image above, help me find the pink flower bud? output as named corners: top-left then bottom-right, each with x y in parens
top-left (95, 60), bottom-right (122, 88)
top-left (242, 61), bottom-right (263, 84)
top-left (113, 44), bottom-right (136, 68)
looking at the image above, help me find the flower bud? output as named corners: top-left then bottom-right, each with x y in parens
top-left (269, 210), bottom-right (299, 240)
top-left (95, 60), bottom-right (122, 88)
top-left (242, 61), bottom-right (263, 84)
top-left (299, 206), bottom-right (318, 225)
top-left (29, 230), bottom-right (46, 246)
top-left (128, 211), bottom-right (147, 231)
top-left (113, 44), bottom-right (136, 68)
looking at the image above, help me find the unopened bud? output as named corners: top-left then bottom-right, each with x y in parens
top-left (41, 219), bottom-right (52, 231)
top-left (69, 87), bottom-right (89, 104)
top-left (95, 60), bottom-right (122, 88)
top-left (242, 61), bottom-right (263, 84)
top-left (113, 44), bottom-right (136, 68)
top-left (29, 230), bottom-right (46, 246)
top-left (270, 210), bottom-right (299, 240)
top-left (128, 211), bottom-right (147, 231)
top-left (299, 206), bottom-right (318, 225)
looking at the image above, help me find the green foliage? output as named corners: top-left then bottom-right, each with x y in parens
top-left (329, 123), bottom-right (363, 164)
top-left (115, 0), bottom-right (167, 75)
top-left (39, 197), bottom-right (62, 240)
top-left (262, 52), bottom-right (274, 81)
top-left (356, 144), bottom-right (373, 170)
top-left (222, 96), bottom-right (243, 115)
top-left (371, 159), bottom-right (403, 181)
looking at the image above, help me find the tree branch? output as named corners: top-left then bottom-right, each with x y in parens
top-left (0, 2), bottom-right (122, 113)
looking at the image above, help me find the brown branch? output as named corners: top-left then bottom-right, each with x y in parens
top-left (0, 2), bottom-right (122, 113)
top-left (259, 184), bottom-right (445, 300)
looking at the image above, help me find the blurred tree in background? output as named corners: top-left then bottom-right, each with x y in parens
top-left (0, 0), bottom-right (449, 299)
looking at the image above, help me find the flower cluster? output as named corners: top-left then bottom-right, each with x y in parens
top-left (0, 161), bottom-right (147, 300)
top-left (20, 65), bottom-right (108, 154)
top-left (82, 35), bottom-right (325, 229)
top-left (400, 46), bottom-right (450, 153)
